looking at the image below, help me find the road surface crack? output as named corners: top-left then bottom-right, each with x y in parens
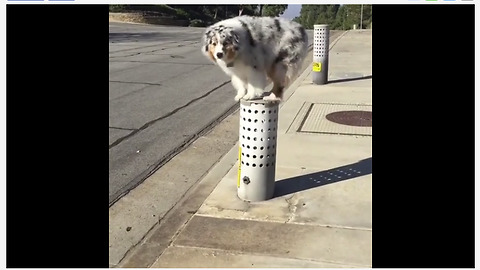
top-left (109, 80), bottom-right (231, 149)
top-left (285, 195), bottom-right (298, 223)
top-left (110, 126), bottom-right (136, 131)
top-left (109, 80), bottom-right (163, 86)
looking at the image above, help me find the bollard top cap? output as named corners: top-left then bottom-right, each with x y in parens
top-left (240, 98), bottom-right (280, 107)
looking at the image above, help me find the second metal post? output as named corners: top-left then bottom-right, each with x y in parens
top-left (312, 24), bottom-right (329, 85)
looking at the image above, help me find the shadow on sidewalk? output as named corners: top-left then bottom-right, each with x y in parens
top-left (328, 75), bottom-right (372, 84)
top-left (273, 157), bottom-right (372, 198)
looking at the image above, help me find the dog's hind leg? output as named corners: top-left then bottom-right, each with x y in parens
top-left (264, 63), bottom-right (287, 101)
top-left (232, 75), bottom-right (247, 101)
top-left (243, 68), bottom-right (267, 100)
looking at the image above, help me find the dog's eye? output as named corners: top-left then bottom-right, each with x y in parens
top-left (212, 42), bottom-right (217, 46)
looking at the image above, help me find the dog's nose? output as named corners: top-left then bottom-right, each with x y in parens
top-left (216, 52), bottom-right (224, 59)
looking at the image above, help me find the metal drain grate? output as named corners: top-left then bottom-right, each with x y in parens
top-left (295, 103), bottom-right (372, 136)
top-left (326, 110), bottom-right (372, 127)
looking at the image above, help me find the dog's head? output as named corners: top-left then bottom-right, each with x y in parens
top-left (202, 25), bottom-right (239, 66)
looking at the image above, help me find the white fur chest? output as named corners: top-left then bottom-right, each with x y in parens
top-left (217, 60), bottom-right (249, 81)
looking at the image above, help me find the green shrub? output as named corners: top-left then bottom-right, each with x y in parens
top-left (154, 5), bottom-right (178, 16)
top-left (109, 5), bottom-right (126, 12)
top-left (189, 19), bottom-right (206, 27)
top-left (174, 9), bottom-right (189, 20)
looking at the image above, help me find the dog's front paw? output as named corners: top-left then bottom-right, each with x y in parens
top-left (242, 92), bottom-right (262, 100)
top-left (234, 94), bottom-right (245, 101)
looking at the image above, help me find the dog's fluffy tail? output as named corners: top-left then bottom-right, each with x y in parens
top-left (284, 45), bottom-right (308, 87)
top-left (283, 25), bottom-right (309, 87)
top-left (284, 57), bottom-right (305, 87)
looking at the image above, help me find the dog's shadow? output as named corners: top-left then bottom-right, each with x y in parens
top-left (273, 157), bottom-right (372, 197)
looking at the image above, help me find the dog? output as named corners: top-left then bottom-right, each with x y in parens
top-left (201, 15), bottom-right (308, 102)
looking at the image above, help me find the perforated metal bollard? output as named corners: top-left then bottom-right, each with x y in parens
top-left (312, 24), bottom-right (330, 85)
top-left (237, 100), bottom-right (279, 202)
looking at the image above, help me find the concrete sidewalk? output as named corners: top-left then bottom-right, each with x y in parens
top-left (149, 29), bottom-right (372, 268)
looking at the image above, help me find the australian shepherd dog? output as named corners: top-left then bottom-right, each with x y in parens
top-left (201, 15), bottom-right (308, 102)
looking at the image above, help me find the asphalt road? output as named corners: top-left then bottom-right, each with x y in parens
top-left (109, 22), bottom-right (339, 205)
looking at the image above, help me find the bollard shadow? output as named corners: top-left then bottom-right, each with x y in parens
top-left (328, 75), bottom-right (373, 84)
top-left (273, 157), bottom-right (372, 198)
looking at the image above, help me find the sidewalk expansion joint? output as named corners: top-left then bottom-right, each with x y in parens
top-left (170, 244), bottom-right (370, 268)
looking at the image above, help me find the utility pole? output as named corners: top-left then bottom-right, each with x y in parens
top-left (360, 4), bottom-right (364, 29)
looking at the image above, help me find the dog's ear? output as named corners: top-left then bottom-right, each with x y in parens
top-left (233, 31), bottom-right (239, 44)
top-left (201, 28), bottom-right (217, 63)
top-left (231, 31), bottom-right (240, 50)
top-left (202, 30), bottom-right (211, 52)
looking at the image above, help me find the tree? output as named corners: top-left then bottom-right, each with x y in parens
top-left (259, 5), bottom-right (288, 17)
top-left (238, 5), bottom-right (257, 16)
top-left (360, 5), bottom-right (372, 29)
top-left (295, 4), bottom-right (371, 30)
top-left (334, 5), bottom-right (346, 30)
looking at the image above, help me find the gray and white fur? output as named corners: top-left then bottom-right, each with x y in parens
top-left (201, 15), bottom-right (308, 101)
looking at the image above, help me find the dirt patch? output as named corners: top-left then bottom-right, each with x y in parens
top-left (109, 12), bottom-right (189, 26)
